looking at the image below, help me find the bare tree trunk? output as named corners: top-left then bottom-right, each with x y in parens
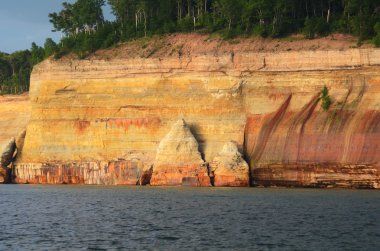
top-left (144, 11), bottom-right (147, 37)
top-left (135, 12), bottom-right (138, 31)
top-left (177, 1), bottom-right (180, 20)
top-left (327, 8), bottom-right (330, 23)
top-left (193, 7), bottom-right (196, 30)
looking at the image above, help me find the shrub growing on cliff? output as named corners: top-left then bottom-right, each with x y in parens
top-left (321, 86), bottom-right (332, 111)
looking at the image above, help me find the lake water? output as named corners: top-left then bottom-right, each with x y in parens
top-left (0, 186), bottom-right (379, 250)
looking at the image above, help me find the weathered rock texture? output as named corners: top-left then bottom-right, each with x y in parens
top-left (0, 138), bottom-right (16, 184)
top-left (0, 94), bottom-right (30, 146)
top-left (1, 138), bottom-right (16, 168)
top-left (15, 160), bottom-right (151, 185)
top-left (209, 142), bottom-right (249, 187)
top-left (12, 35), bottom-right (380, 187)
top-left (0, 95), bottom-right (30, 182)
top-left (150, 119), bottom-right (210, 186)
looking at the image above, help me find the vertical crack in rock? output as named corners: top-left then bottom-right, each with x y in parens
top-left (150, 119), bottom-right (211, 186)
top-left (209, 142), bottom-right (249, 187)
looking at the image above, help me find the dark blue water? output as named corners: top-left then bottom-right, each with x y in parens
top-left (0, 186), bottom-right (379, 250)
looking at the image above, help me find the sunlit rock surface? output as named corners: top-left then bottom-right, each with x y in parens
top-left (209, 142), bottom-right (249, 187)
top-left (10, 36), bottom-right (380, 187)
top-left (150, 120), bottom-right (210, 186)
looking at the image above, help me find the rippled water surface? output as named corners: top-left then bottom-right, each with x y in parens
top-left (0, 186), bottom-right (379, 250)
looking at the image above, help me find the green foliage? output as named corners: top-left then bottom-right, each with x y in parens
top-left (0, 50), bottom-right (33, 94)
top-left (49, 0), bottom-right (105, 36)
top-left (321, 86), bottom-right (332, 111)
top-left (30, 43), bottom-right (45, 65)
top-left (303, 17), bottom-right (330, 39)
top-left (374, 22), bottom-right (380, 47)
top-left (44, 38), bottom-right (58, 57)
top-left (343, 0), bottom-right (378, 41)
top-left (2, 0), bottom-right (380, 94)
top-left (0, 57), bottom-right (12, 83)
top-left (46, 0), bottom-right (380, 57)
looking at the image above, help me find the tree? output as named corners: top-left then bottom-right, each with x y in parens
top-left (0, 50), bottom-right (32, 94)
top-left (44, 38), bottom-right (58, 57)
top-left (108, 0), bottom-right (137, 24)
top-left (30, 43), bottom-right (45, 66)
top-left (213, 0), bottom-right (243, 30)
top-left (49, 0), bottom-right (105, 35)
top-left (374, 21), bottom-right (380, 46)
top-left (0, 57), bottom-right (11, 83)
top-left (343, 0), bottom-right (379, 40)
top-left (49, 2), bottom-right (75, 35)
top-left (74, 0), bottom-right (105, 33)
top-left (47, 0), bottom-right (380, 58)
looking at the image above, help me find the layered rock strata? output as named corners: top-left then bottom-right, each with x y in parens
top-left (209, 142), bottom-right (249, 187)
top-left (15, 160), bottom-right (152, 185)
top-left (10, 37), bottom-right (380, 187)
top-left (1, 138), bottom-right (16, 168)
top-left (150, 119), bottom-right (210, 186)
top-left (0, 138), bottom-right (16, 183)
top-left (0, 95), bottom-right (31, 183)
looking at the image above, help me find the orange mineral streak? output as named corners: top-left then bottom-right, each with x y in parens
top-left (150, 164), bottom-right (211, 187)
top-left (11, 38), bottom-right (380, 187)
top-left (107, 118), bottom-right (161, 132)
top-left (75, 120), bottom-right (91, 134)
top-left (14, 160), bottom-right (151, 185)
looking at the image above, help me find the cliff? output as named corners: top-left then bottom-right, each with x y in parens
top-left (9, 34), bottom-right (380, 188)
top-left (0, 94), bottom-right (30, 182)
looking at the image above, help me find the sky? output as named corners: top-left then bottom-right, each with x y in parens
top-left (0, 0), bottom-right (114, 53)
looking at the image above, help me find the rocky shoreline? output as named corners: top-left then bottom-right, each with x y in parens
top-left (1, 36), bottom-right (380, 188)
top-left (2, 118), bottom-right (379, 188)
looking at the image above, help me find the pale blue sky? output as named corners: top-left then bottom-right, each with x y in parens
top-left (0, 0), bottom-right (114, 53)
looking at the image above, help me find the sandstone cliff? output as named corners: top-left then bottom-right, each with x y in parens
top-left (10, 34), bottom-right (380, 188)
top-left (150, 119), bottom-right (210, 186)
top-left (209, 142), bottom-right (249, 187)
top-left (0, 95), bottom-right (31, 182)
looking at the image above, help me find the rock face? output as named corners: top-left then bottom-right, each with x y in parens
top-left (0, 95), bottom-right (30, 183)
top-left (10, 35), bottom-right (380, 187)
top-left (1, 138), bottom-right (16, 168)
top-left (0, 95), bottom-right (31, 147)
top-left (150, 119), bottom-right (210, 186)
top-left (0, 138), bottom-right (16, 183)
top-left (14, 160), bottom-right (152, 185)
top-left (209, 142), bottom-right (249, 187)
top-left (15, 130), bottom-right (26, 155)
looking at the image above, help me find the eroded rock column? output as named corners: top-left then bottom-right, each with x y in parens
top-left (0, 138), bottom-right (17, 183)
top-left (209, 142), bottom-right (249, 187)
top-left (150, 119), bottom-right (211, 186)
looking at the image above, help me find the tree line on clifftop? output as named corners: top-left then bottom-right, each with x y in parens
top-left (1, 0), bottom-right (380, 94)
